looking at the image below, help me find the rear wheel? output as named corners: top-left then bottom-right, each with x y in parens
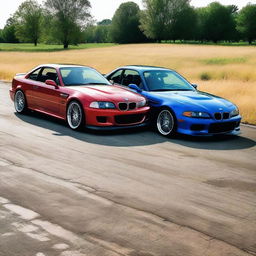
top-left (14, 90), bottom-right (27, 114)
top-left (67, 101), bottom-right (84, 130)
top-left (156, 108), bottom-right (176, 137)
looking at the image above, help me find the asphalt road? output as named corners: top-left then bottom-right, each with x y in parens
top-left (0, 81), bottom-right (256, 256)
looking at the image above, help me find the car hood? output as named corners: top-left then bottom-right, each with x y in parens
top-left (68, 85), bottom-right (145, 102)
top-left (147, 90), bottom-right (235, 112)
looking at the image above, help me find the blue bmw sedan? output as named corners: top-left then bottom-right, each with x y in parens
top-left (105, 66), bottom-right (241, 137)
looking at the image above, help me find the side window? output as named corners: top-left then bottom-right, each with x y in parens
top-left (28, 68), bottom-right (41, 81)
top-left (121, 70), bottom-right (142, 88)
top-left (38, 68), bottom-right (59, 84)
top-left (109, 70), bottom-right (123, 84)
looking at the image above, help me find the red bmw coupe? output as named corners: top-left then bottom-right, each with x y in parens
top-left (10, 64), bottom-right (149, 130)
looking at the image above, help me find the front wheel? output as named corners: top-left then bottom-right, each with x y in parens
top-left (14, 90), bottom-right (27, 114)
top-left (67, 101), bottom-right (84, 130)
top-left (156, 108), bottom-right (176, 137)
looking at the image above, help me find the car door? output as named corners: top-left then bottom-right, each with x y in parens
top-left (24, 67), bottom-right (42, 109)
top-left (33, 67), bottom-right (62, 116)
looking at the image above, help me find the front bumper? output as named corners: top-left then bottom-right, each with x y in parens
top-left (84, 106), bottom-right (150, 128)
top-left (176, 115), bottom-right (242, 136)
top-left (9, 89), bottom-right (15, 101)
top-left (86, 122), bottom-right (149, 131)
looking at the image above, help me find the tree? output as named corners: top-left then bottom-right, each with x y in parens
top-left (83, 18), bottom-right (112, 43)
top-left (140, 0), bottom-right (191, 42)
top-left (44, 0), bottom-right (91, 48)
top-left (169, 5), bottom-right (197, 41)
top-left (195, 7), bottom-right (208, 42)
top-left (2, 17), bottom-right (19, 43)
top-left (14, 0), bottom-right (42, 46)
top-left (0, 30), bottom-right (3, 43)
top-left (110, 2), bottom-right (146, 44)
top-left (83, 25), bottom-right (95, 43)
top-left (196, 2), bottom-right (237, 43)
top-left (226, 5), bottom-right (240, 42)
top-left (98, 19), bottom-right (111, 26)
top-left (237, 4), bottom-right (256, 44)
top-left (95, 19), bottom-right (112, 43)
top-left (94, 25), bottom-right (111, 43)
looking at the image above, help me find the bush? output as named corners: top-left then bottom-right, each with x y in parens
top-left (200, 72), bottom-right (211, 80)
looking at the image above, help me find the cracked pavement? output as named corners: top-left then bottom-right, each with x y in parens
top-left (0, 81), bottom-right (256, 256)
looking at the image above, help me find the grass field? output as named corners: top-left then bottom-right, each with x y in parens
top-left (0, 43), bottom-right (255, 124)
top-left (0, 43), bottom-right (115, 52)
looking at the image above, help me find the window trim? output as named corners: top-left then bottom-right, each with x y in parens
top-left (27, 67), bottom-right (42, 81)
top-left (37, 66), bottom-right (60, 85)
top-left (121, 69), bottom-right (144, 89)
top-left (109, 69), bottom-right (125, 84)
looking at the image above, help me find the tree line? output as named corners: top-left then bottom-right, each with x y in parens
top-left (0, 0), bottom-right (256, 48)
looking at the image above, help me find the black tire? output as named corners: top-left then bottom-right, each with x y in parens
top-left (156, 108), bottom-right (177, 137)
top-left (66, 101), bottom-right (85, 130)
top-left (14, 90), bottom-right (27, 114)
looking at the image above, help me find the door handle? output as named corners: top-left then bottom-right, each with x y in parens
top-left (33, 85), bottom-right (39, 89)
top-left (60, 93), bottom-right (69, 99)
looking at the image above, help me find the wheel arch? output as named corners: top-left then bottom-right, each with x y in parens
top-left (155, 105), bottom-right (178, 137)
top-left (66, 97), bottom-right (84, 112)
top-left (66, 97), bottom-right (86, 126)
top-left (14, 88), bottom-right (28, 113)
top-left (155, 105), bottom-right (177, 121)
top-left (15, 86), bottom-right (25, 94)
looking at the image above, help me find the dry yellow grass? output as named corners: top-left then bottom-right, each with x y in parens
top-left (0, 44), bottom-right (255, 124)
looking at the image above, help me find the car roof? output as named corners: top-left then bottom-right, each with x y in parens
top-left (37, 64), bottom-right (91, 69)
top-left (121, 65), bottom-right (173, 72)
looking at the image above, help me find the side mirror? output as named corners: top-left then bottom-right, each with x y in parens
top-left (192, 84), bottom-right (198, 90)
top-left (45, 79), bottom-right (58, 88)
top-left (109, 80), bottom-right (114, 84)
top-left (128, 84), bottom-right (142, 93)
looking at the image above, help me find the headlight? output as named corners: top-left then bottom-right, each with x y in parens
top-left (90, 101), bottom-right (116, 109)
top-left (137, 99), bottom-right (147, 108)
top-left (230, 107), bottom-right (239, 117)
top-left (183, 111), bottom-right (211, 119)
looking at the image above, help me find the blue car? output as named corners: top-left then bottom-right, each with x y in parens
top-left (105, 66), bottom-right (241, 137)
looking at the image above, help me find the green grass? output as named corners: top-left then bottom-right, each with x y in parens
top-left (0, 43), bottom-right (116, 52)
top-left (202, 57), bottom-right (247, 65)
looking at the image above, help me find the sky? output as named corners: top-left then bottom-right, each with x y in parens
top-left (0, 0), bottom-right (255, 29)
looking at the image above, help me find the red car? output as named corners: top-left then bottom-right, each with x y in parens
top-left (10, 64), bottom-right (149, 130)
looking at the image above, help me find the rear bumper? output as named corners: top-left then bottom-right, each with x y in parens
top-left (176, 115), bottom-right (242, 136)
top-left (84, 106), bottom-right (150, 128)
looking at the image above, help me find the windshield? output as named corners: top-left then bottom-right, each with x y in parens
top-left (60, 67), bottom-right (111, 86)
top-left (144, 70), bottom-right (194, 91)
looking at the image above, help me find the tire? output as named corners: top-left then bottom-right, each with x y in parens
top-left (156, 108), bottom-right (176, 137)
top-left (14, 90), bottom-right (27, 114)
top-left (66, 101), bottom-right (84, 130)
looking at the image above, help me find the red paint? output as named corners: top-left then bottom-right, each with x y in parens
top-left (10, 64), bottom-right (150, 128)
